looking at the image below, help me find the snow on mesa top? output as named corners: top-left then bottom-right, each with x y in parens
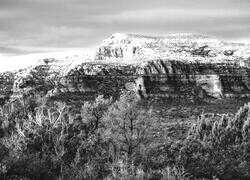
top-left (96, 33), bottom-right (250, 66)
top-left (3, 33), bottom-right (250, 74)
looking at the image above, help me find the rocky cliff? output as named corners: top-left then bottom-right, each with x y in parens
top-left (1, 33), bottom-right (250, 105)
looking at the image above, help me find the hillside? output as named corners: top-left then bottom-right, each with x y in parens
top-left (1, 33), bottom-right (250, 106)
top-left (1, 33), bottom-right (250, 180)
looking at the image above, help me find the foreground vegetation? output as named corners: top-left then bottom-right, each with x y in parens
top-left (0, 91), bottom-right (250, 180)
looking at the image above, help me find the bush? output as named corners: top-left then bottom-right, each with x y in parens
top-left (100, 91), bottom-right (161, 177)
top-left (179, 103), bottom-right (250, 179)
top-left (2, 90), bottom-right (250, 179)
top-left (0, 94), bottom-right (113, 179)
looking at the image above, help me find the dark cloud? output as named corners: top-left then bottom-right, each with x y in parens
top-left (0, 0), bottom-right (250, 56)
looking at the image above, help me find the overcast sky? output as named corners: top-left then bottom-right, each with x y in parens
top-left (0, 0), bottom-right (250, 58)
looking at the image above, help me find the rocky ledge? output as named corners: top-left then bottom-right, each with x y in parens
top-left (1, 33), bottom-right (250, 105)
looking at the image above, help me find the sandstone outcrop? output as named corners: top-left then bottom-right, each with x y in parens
top-left (140, 60), bottom-right (250, 100)
top-left (1, 33), bottom-right (250, 103)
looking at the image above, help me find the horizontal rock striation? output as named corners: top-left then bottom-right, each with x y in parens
top-left (48, 63), bottom-right (140, 100)
top-left (141, 60), bottom-right (250, 101)
top-left (1, 33), bottom-right (250, 104)
top-left (7, 60), bottom-right (250, 103)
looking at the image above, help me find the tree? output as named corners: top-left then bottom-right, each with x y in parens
top-left (101, 91), bottom-right (157, 162)
top-left (80, 95), bottom-right (112, 133)
top-left (179, 103), bottom-right (250, 179)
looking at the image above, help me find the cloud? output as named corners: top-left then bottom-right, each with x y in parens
top-left (94, 8), bottom-right (249, 22)
top-left (88, 8), bottom-right (250, 40)
top-left (0, 0), bottom-right (250, 58)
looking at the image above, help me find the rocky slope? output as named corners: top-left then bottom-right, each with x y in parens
top-left (96, 33), bottom-right (250, 64)
top-left (1, 33), bottom-right (250, 105)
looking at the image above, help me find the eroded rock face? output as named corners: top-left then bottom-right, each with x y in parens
top-left (140, 60), bottom-right (250, 100)
top-left (1, 59), bottom-right (250, 103)
top-left (10, 59), bottom-right (250, 102)
top-left (196, 75), bottom-right (222, 99)
top-left (1, 33), bottom-right (250, 103)
top-left (48, 63), bottom-right (139, 100)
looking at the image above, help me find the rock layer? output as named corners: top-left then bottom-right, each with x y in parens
top-left (141, 60), bottom-right (250, 101)
top-left (1, 33), bottom-right (250, 103)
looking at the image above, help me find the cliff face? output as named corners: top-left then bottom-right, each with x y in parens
top-left (48, 63), bottom-right (140, 100)
top-left (7, 60), bottom-right (250, 103)
top-left (141, 60), bottom-right (250, 101)
top-left (93, 33), bottom-right (250, 101)
top-left (1, 33), bottom-right (250, 104)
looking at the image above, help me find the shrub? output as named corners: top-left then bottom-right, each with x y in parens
top-left (100, 91), bottom-right (160, 178)
top-left (3, 90), bottom-right (250, 179)
top-left (0, 94), bottom-right (113, 179)
top-left (179, 103), bottom-right (250, 179)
